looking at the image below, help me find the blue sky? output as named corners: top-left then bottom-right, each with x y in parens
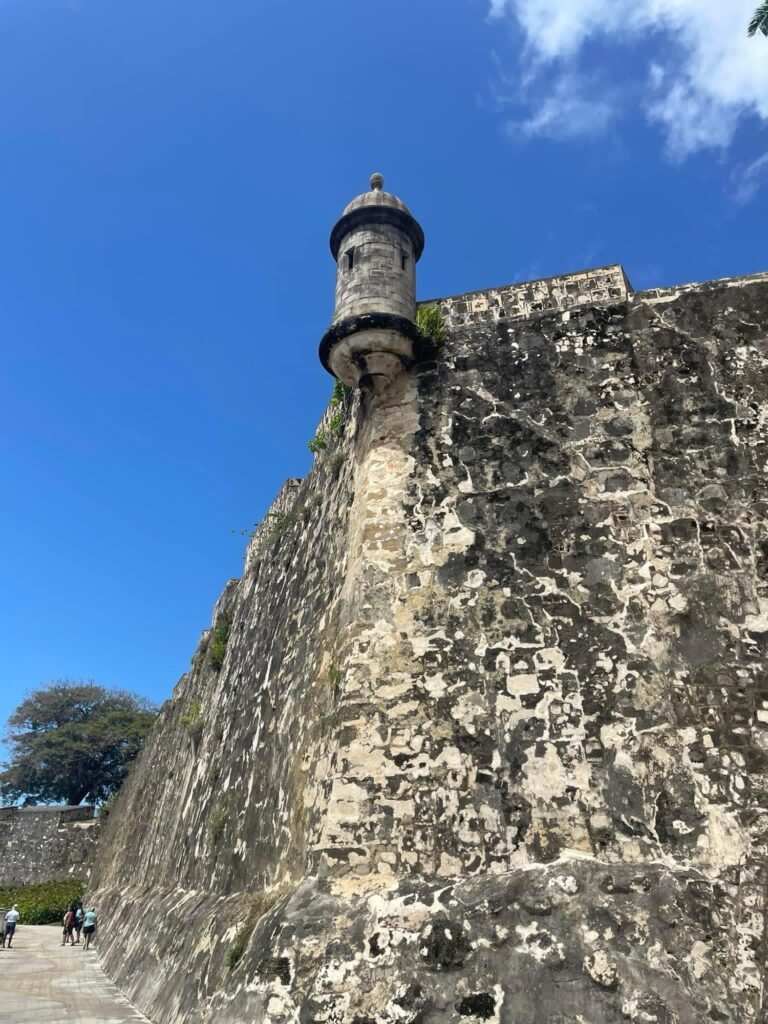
top-left (1, 0), bottom-right (766, 739)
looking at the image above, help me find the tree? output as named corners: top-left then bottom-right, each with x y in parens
top-left (749, 2), bottom-right (768, 36)
top-left (0, 681), bottom-right (157, 806)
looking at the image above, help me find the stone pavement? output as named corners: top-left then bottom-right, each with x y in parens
top-left (0, 925), bottom-right (150, 1023)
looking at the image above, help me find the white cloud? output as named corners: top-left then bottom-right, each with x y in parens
top-left (732, 151), bottom-right (768, 203)
top-left (489, 0), bottom-right (768, 168)
top-left (510, 73), bottom-right (617, 140)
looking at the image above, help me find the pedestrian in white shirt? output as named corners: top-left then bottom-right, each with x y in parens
top-left (4, 905), bottom-right (19, 948)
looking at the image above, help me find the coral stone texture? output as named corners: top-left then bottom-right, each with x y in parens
top-left (89, 266), bottom-right (768, 1024)
top-left (0, 805), bottom-right (100, 886)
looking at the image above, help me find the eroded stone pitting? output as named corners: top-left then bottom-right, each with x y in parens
top-left (89, 270), bottom-right (768, 1023)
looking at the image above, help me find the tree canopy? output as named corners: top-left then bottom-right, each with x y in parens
top-left (749, 2), bottom-right (768, 36)
top-left (0, 681), bottom-right (157, 806)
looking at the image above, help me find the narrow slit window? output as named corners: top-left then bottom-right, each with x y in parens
top-left (401, 253), bottom-right (408, 271)
top-left (345, 249), bottom-right (355, 270)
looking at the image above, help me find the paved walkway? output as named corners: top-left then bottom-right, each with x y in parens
top-left (0, 925), bottom-right (150, 1023)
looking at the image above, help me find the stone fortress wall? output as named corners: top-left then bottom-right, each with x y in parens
top-left (86, 256), bottom-right (768, 1024)
top-left (424, 263), bottom-right (632, 328)
top-left (0, 805), bottom-right (100, 886)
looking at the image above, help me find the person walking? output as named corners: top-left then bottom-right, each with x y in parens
top-left (4, 905), bottom-right (19, 948)
top-left (82, 907), bottom-right (97, 951)
top-left (74, 905), bottom-right (84, 944)
top-left (62, 906), bottom-right (76, 946)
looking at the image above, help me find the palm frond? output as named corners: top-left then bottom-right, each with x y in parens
top-left (748, 0), bottom-right (768, 36)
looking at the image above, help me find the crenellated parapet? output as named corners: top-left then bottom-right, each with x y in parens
top-left (424, 263), bottom-right (631, 328)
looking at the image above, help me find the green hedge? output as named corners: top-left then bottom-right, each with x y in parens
top-left (0, 879), bottom-right (86, 926)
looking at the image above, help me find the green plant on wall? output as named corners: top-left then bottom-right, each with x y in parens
top-left (307, 432), bottom-right (327, 455)
top-left (208, 802), bottom-right (228, 843)
top-left (308, 380), bottom-right (349, 454)
top-left (267, 504), bottom-right (304, 542)
top-left (225, 921), bottom-right (252, 970)
top-left (416, 303), bottom-right (447, 348)
top-left (191, 633), bottom-right (209, 670)
top-left (180, 700), bottom-right (203, 741)
top-left (208, 614), bottom-right (232, 671)
top-left (225, 885), bottom-right (289, 970)
top-left (330, 378), bottom-right (352, 406)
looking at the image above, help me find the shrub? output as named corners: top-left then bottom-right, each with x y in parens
top-left (267, 502), bottom-right (310, 542)
top-left (191, 633), bottom-right (210, 670)
top-left (416, 304), bottom-right (447, 347)
top-left (180, 700), bottom-right (202, 734)
top-left (209, 803), bottom-right (228, 843)
top-left (0, 879), bottom-right (85, 925)
top-left (208, 615), bottom-right (232, 671)
top-left (308, 381), bottom-right (348, 454)
top-left (308, 412), bottom-right (345, 454)
top-left (327, 411), bottom-right (344, 439)
top-left (225, 921), bottom-right (251, 970)
top-left (225, 885), bottom-right (289, 971)
top-left (267, 510), bottom-right (290, 540)
top-left (330, 379), bottom-right (352, 406)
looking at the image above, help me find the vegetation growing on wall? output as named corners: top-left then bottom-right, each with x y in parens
top-left (267, 506), bottom-right (302, 542)
top-left (331, 378), bottom-right (352, 406)
top-left (208, 802), bottom-right (228, 842)
top-left (0, 879), bottom-right (85, 925)
top-left (208, 615), bottom-right (232, 671)
top-left (180, 700), bottom-right (203, 742)
top-left (225, 885), bottom-right (290, 970)
top-left (308, 379), bottom-right (351, 454)
top-left (416, 303), bottom-right (446, 348)
top-left (191, 633), bottom-right (210, 670)
top-left (308, 411), bottom-right (344, 454)
top-left (225, 920), bottom-right (252, 970)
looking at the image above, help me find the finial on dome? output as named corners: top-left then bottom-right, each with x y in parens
top-left (370, 172), bottom-right (384, 192)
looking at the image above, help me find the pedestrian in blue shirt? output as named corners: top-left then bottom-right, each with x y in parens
top-left (82, 908), bottom-right (97, 951)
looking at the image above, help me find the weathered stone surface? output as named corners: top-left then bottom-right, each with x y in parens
top-left (89, 268), bottom-right (768, 1023)
top-left (0, 806), bottom-right (100, 886)
top-left (426, 264), bottom-right (631, 328)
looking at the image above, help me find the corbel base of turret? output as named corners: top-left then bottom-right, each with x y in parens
top-left (319, 312), bottom-right (437, 394)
